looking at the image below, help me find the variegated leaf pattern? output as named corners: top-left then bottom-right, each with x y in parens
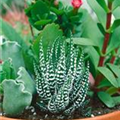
top-left (34, 38), bottom-right (89, 116)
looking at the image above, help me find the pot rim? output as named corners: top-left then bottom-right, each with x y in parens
top-left (0, 110), bottom-right (120, 120)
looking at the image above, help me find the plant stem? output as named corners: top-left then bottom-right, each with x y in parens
top-left (110, 48), bottom-right (118, 64)
top-left (95, 2), bottom-right (112, 87)
top-left (29, 24), bottom-right (34, 39)
top-left (98, 2), bottom-right (112, 67)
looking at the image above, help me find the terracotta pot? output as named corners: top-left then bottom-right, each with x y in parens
top-left (0, 111), bottom-right (120, 120)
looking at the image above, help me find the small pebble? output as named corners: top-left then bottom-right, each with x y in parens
top-left (45, 114), bottom-right (48, 118)
top-left (31, 108), bottom-right (35, 113)
top-left (98, 112), bottom-right (101, 114)
top-left (91, 114), bottom-right (95, 117)
top-left (33, 112), bottom-right (36, 115)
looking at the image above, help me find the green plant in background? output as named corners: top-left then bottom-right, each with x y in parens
top-left (25, 0), bottom-right (83, 37)
top-left (34, 38), bottom-right (90, 116)
top-left (83, 0), bottom-right (120, 108)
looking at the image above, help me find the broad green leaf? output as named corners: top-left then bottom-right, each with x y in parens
top-left (84, 46), bottom-right (99, 68)
top-left (0, 41), bottom-right (25, 74)
top-left (16, 67), bottom-right (36, 94)
top-left (1, 59), bottom-right (16, 79)
top-left (0, 19), bottom-right (28, 50)
top-left (98, 91), bottom-right (115, 108)
top-left (96, 0), bottom-right (110, 13)
top-left (79, 9), bottom-right (104, 49)
top-left (113, 96), bottom-right (120, 105)
top-left (33, 23), bottom-right (63, 59)
top-left (48, 14), bottom-right (57, 22)
top-left (98, 79), bottom-right (112, 88)
top-left (50, 7), bottom-right (64, 15)
top-left (112, 0), bottom-right (120, 11)
top-left (98, 67), bottom-right (118, 87)
top-left (34, 19), bottom-right (51, 26)
top-left (2, 80), bottom-right (32, 116)
top-left (117, 78), bottom-right (120, 87)
top-left (107, 63), bottom-right (120, 78)
top-left (66, 38), bottom-right (98, 46)
top-left (107, 26), bottom-right (120, 53)
top-left (1, 66), bottom-right (36, 116)
top-left (108, 19), bottom-right (120, 32)
top-left (113, 7), bottom-right (120, 19)
top-left (106, 87), bottom-right (118, 95)
top-left (69, 13), bottom-right (82, 23)
top-left (22, 49), bottom-right (36, 75)
top-left (0, 41), bottom-right (25, 73)
top-left (31, 0), bottom-right (49, 18)
top-left (87, 0), bottom-right (106, 28)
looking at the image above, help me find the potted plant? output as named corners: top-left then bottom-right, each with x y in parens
top-left (0, 0), bottom-right (120, 120)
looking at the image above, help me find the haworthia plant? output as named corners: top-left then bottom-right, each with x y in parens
top-left (34, 38), bottom-right (89, 116)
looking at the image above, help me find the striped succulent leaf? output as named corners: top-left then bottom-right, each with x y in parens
top-left (34, 38), bottom-right (89, 116)
top-left (55, 42), bottom-right (66, 89)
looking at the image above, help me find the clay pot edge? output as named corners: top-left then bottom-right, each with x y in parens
top-left (0, 110), bottom-right (120, 120)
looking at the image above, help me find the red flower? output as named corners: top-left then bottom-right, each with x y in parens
top-left (71, 0), bottom-right (83, 9)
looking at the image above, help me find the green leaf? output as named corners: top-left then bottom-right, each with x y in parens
top-left (0, 41), bottom-right (25, 74)
top-left (107, 63), bottom-right (120, 78)
top-left (16, 67), bottom-right (36, 94)
top-left (22, 49), bottom-right (36, 75)
top-left (6, 66), bottom-right (36, 94)
top-left (97, 67), bottom-right (118, 87)
top-left (0, 71), bottom-right (6, 83)
top-left (33, 23), bottom-right (63, 59)
top-left (108, 19), bottom-right (120, 32)
top-left (70, 13), bottom-right (82, 23)
top-left (117, 78), bottom-right (120, 87)
top-left (0, 83), bottom-right (3, 94)
top-left (96, 0), bottom-right (110, 13)
top-left (113, 7), bottom-right (120, 19)
top-left (97, 23), bottom-right (105, 35)
top-left (50, 7), bottom-right (64, 15)
top-left (108, 0), bottom-right (115, 2)
top-left (84, 46), bottom-right (99, 68)
top-left (80, 9), bottom-right (104, 49)
top-left (1, 66), bottom-right (36, 116)
top-left (113, 96), bottom-right (120, 105)
top-left (107, 26), bottom-right (120, 53)
top-left (98, 79), bottom-right (112, 88)
top-left (31, 0), bottom-right (49, 18)
top-left (0, 19), bottom-right (28, 50)
top-left (2, 80), bottom-right (32, 116)
top-left (98, 91), bottom-right (115, 108)
top-left (1, 59), bottom-right (16, 79)
top-left (66, 38), bottom-right (98, 46)
top-left (87, 0), bottom-right (106, 28)
top-left (106, 87), bottom-right (118, 95)
top-left (34, 19), bottom-right (51, 26)
top-left (112, 0), bottom-right (120, 11)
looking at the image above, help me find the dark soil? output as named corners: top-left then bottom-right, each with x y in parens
top-left (0, 95), bottom-right (120, 120)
